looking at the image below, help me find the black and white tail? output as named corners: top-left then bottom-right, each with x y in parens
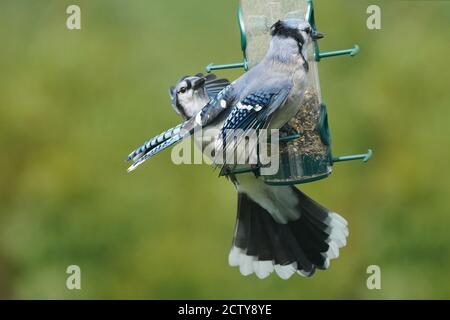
top-left (229, 187), bottom-right (348, 279)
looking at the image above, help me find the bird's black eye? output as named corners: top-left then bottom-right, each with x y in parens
top-left (179, 87), bottom-right (187, 94)
top-left (305, 27), bottom-right (312, 34)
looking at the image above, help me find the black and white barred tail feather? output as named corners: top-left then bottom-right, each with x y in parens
top-left (229, 188), bottom-right (348, 279)
top-left (126, 122), bottom-right (186, 162)
top-left (127, 134), bottom-right (184, 172)
top-left (126, 117), bottom-right (199, 172)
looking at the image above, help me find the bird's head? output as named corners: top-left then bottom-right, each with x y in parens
top-left (270, 19), bottom-right (324, 52)
top-left (169, 75), bottom-right (208, 120)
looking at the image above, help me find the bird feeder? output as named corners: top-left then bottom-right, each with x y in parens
top-left (207, 0), bottom-right (372, 186)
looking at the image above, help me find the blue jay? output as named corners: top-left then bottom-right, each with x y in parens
top-left (127, 19), bottom-right (349, 279)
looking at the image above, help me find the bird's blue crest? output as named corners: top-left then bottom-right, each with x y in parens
top-left (270, 19), bottom-right (310, 37)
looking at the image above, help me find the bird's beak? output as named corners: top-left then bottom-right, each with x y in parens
top-left (192, 77), bottom-right (206, 90)
top-left (312, 30), bottom-right (325, 40)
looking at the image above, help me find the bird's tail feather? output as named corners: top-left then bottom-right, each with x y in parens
top-left (126, 117), bottom-right (198, 172)
top-left (127, 134), bottom-right (183, 172)
top-left (229, 189), bottom-right (348, 279)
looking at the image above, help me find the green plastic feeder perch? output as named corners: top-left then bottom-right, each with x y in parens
top-left (333, 149), bottom-right (373, 164)
top-left (318, 45), bottom-right (360, 60)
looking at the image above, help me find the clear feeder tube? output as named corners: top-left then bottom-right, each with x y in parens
top-left (239, 0), bottom-right (333, 185)
top-left (264, 42), bottom-right (333, 185)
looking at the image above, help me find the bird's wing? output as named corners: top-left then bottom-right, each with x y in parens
top-left (127, 84), bottom-right (236, 172)
top-left (215, 87), bottom-right (290, 172)
top-left (202, 74), bottom-right (231, 99)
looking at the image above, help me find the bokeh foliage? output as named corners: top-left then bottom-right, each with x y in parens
top-left (0, 0), bottom-right (449, 299)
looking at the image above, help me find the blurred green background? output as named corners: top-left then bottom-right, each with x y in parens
top-left (1, 0), bottom-right (449, 299)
